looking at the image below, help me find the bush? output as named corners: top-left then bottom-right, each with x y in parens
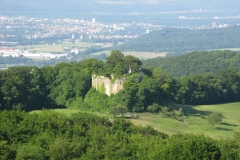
top-left (208, 112), bottom-right (224, 127)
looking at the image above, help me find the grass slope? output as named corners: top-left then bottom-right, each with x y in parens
top-left (132, 103), bottom-right (240, 139)
top-left (17, 42), bottom-right (94, 53)
top-left (91, 50), bottom-right (167, 60)
top-left (31, 102), bottom-right (240, 139)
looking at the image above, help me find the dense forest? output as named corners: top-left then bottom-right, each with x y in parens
top-left (1, 50), bottom-right (240, 112)
top-left (1, 110), bottom-right (240, 159)
top-left (1, 50), bottom-right (240, 159)
top-left (143, 50), bottom-right (240, 77)
top-left (117, 27), bottom-right (240, 55)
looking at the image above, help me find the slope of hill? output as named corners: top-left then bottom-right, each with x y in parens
top-left (142, 50), bottom-right (240, 77)
top-left (42, 102), bottom-right (240, 139)
top-left (117, 27), bottom-right (240, 56)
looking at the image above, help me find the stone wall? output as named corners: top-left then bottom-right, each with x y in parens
top-left (92, 74), bottom-right (126, 96)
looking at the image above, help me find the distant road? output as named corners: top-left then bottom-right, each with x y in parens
top-left (0, 41), bottom-right (18, 45)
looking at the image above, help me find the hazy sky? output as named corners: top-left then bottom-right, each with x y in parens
top-left (1, 0), bottom-right (240, 19)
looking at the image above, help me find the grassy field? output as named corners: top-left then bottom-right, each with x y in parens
top-left (130, 103), bottom-right (240, 139)
top-left (207, 48), bottom-right (240, 51)
top-left (31, 102), bottom-right (240, 139)
top-left (16, 42), bottom-right (167, 59)
top-left (91, 50), bottom-right (167, 59)
top-left (17, 42), bottom-right (95, 53)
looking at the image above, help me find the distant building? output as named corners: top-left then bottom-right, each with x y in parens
top-left (92, 18), bottom-right (96, 23)
top-left (71, 49), bottom-right (79, 54)
top-left (212, 22), bottom-right (216, 28)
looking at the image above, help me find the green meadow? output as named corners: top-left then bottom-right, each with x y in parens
top-left (91, 50), bottom-right (167, 59)
top-left (17, 42), bottom-right (94, 53)
top-left (130, 103), bottom-right (240, 139)
top-left (32, 102), bottom-right (240, 139)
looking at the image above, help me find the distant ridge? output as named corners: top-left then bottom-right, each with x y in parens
top-left (1, 0), bottom-right (240, 16)
top-left (142, 50), bottom-right (240, 77)
top-left (117, 27), bottom-right (240, 56)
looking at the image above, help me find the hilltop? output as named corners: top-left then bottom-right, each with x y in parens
top-left (117, 27), bottom-right (240, 56)
top-left (143, 50), bottom-right (240, 77)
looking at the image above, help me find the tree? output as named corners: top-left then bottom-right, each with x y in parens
top-left (147, 103), bottom-right (161, 114)
top-left (0, 141), bottom-right (11, 159)
top-left (105, 50), bottom-right (125, 75)
top-left (105, 50), bottom-right (142, 77)
top-left (16, 144), bottom-right (45, 160)
top-left (109, 104), bottom-right (127, 118)
top-left (208, 112), bottom-right (224, 127)
top-left (48, 138), bottom-right (71, 160)
top-left (124, 55), bottom-right (142, 74)
top-left (109, 105), bottom-right (120, 118)
top-left (118, 106), bottom-right (128, 118)
top-left (84, 88), bottom-right (109, 111)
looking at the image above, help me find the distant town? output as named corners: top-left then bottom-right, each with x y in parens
top-left (0, 15), bottom-right (160, 47)
top-left (0, 14), bottom-right (235, 46)
top-left (0, 47), bottom-right (69, 59)
top-left (0, 14), bottom-right (239, 61)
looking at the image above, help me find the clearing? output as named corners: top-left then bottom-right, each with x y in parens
top-left (91, 50), bottom-right (167, 60)
top-left (31, 102), bottom-right (240, 139)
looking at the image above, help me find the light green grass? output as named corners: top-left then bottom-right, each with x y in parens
top-left (91, 50), bottom-right (167, 59)
top-left (31, 102), bottom-right (240, 139)
top-left (17, 42), bottom-right (95, 53)
top-left (18, 44), bottom-right (63, 52)
top-left (207, 48), bottom-right (240, 51)
top-left (132, 103), bottom-right (240, 139)
top-left (17, 42), bottom-right (167, 59)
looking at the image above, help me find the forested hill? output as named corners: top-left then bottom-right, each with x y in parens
top-left (116, 27), bottom-right (240, 56)
top-left (1, 50), bottom-right (240, 110)
top-left (143, 50), bottom-right (240, 77)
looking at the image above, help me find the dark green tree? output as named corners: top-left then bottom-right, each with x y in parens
top-left (147, 103), bottom-right (161, 114)
top-left (16, 144), bottom-right (45, 160)
top-left (118, 106), bottom-right (128, 118)
top-left (208, 112), bottom-right (224, 127)
top-left (109, 104), bottom-right (120, 118)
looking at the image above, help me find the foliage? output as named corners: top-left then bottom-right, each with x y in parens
top-left (208, 112), bottom-right (224, 127)
top-left (104, 50), bottom-right (142, 78)
top-left (117, 27), bottom-right (240, 54)
top-left (109, 105), bottom-right (120, 118)
top-left (0, 66), bottom-right (48, 111)
top-left (84, 88), bottom-right (109, 111)
top-left (109, 104), bottom-right (128, 118)
top-left (160, 106), bottom-right (185, 121)
top-left (158, 134), bottom-right (221, 159)
top-left (147, 103), bottom-right (161, 114)
top-left (1, 50), bottom-right (240, 113)
top-left (1, 109), bottom-right (238, 159)
top-left (16, 144), bottom-right (45, 160)
top-left (143, 50), bottom-right (240, 77)
top-left (161, 106), bottom-right (171, 118)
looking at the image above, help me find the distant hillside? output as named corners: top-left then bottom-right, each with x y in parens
top-left (142, 50), bottom-right (240, 77)
top-left (117, 27), bottom-right (240, 56)
top-left (1, 0), bottom-right (240, 24)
